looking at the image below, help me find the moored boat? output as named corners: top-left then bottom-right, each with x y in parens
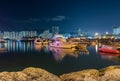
top-left (42, 39), bottom-right (48, 45)
top-left (49, 38), bottom-right (77, 49)
top-left (98, 45), bottom-right (120, 54)
top-left (34, 38), bottom-right (42, 45)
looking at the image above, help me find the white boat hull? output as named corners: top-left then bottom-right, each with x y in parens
top-left (49, 43), bottom-right (76, 49)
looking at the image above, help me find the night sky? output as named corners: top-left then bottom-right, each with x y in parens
top-left (0, 0), bottom-right (120, 34)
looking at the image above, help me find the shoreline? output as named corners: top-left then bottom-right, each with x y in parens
top-left (0, 65), bottom-right (119, 81)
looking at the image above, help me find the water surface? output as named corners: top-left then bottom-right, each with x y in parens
top-left (0, 40), bottom-right (119, 75)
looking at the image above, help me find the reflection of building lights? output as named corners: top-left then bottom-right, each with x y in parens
top-left (95, 45), bottom-right (98, 53)
top-left (27, 42), bottom-right (30, 48)
top-left (4, 43), bottom-right (7, 48)
top-left (34, 44), bottom-right (41, 52)
top-left (16, 42), bottom-right (19, 52)
top-left (23, 42), bottom-right (25, 53)
top-left (103, 36), bottom-right (106, 38)
top-left (50, 47), bottom-right (78, 61)
top-left (111, 36), bottom-right (114, 39)
top-left (44, 46), bottom-right (49, 53)
top-left (101, 55), bottom-right (119, 62)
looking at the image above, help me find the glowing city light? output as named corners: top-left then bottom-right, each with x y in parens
top-left (95, 32), bottom-right (99, 36)
top-left (106, 32), bottom-right (109, 34)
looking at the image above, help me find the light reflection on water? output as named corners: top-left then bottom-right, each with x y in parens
top-left (7, 40), bottom-right (34, 53)
top-left (0, 40), bottom-right (90, 61)
top-left (0, 40), bottom-right (120, 61)
top-left (95, 44), bottom-right (98, 53)
top-left (49, 47), bottom-right (89, 61)
top-left (49, 47), bottom-right (78, 61)
top-left (0, 40), bottom-right (119, 75)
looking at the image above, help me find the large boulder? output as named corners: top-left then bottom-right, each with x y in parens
top-left (60, 65), bottom-right (120, 81)
top-left (99, 65), bottom-right (120, 81)
top-left (0, 67), bottom-right (60, 81)
top-left (22, 67), bottom-right (60, 81)
top-left (0, 72), bottom-right (30, 81)
top-left (60, 69), bottom-right (99, 81)
top-left (0, 66), bottom-right (120, 81)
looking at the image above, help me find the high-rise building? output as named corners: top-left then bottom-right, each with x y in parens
top-left (39, 30), bottom-right (52, 39)
top-left (113, 26), bottom-right (120, 35)
top-left (78, 28), bottom-right (81, 36)
top-left (1, 31), bottom-right (38, 40)
top-left (3, 31), bottom-right (9, 39)
top-left (52, 26), bottom-right (59, 34)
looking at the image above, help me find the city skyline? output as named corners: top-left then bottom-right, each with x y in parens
top-left (0, 0), bottom-right (120, 33)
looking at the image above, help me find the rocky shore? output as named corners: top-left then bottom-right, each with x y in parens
top-left (0, 65), bottom-right (120, 81)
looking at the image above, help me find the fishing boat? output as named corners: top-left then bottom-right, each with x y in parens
top-left (42, 39), bottom-right (48, 45)
top-left (34, 38), bottom-right (42, 45)
top-left (49, 37), bottom-right (77, 49)
top-left (98, 45), bottom-right (120, 54)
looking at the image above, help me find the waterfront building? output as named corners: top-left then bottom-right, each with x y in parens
top-left (62, 33), bottom-right (71, 39)
top-left (3, 31), bottom-right (9, 39)
top-left (19, 31), bottom-right (37, 38)
top-left (113, 26), bottom-right (120, 35)
top-left (101, 34), bottom-right (114, 39)
top-left (11, 32), bottom-right (16, 40)
top-left (19, 32), bottom-right (23, 39)
top-left (0, 31), bottom-right (2, 38)
top-left (78, 28), bottom-right (81, 36)
top-left (15, 32), bottom-right (19, 40)
top-left (25, 31), bottom-right (29, 37)
top-left (52, 26), bottom-right (59, 35)
top-left (0, 31), bottom-right (38, 40)
top-left (39, 30), bottom-right (52, 39)
top-left (33, 31), bottom-right (37, 37)
top-left (94, 32), bottom-right (99, 39)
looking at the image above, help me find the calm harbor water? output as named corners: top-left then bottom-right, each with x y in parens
top-left (0, 40), bottom-right (120, 75)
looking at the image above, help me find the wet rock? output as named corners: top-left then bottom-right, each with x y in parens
top-left (0, 67), bottom-right (60, 81)
top-left (99, 65), bottom-right (120, 81)
top-left (22, 67), bottom-right (60, 81)
top-left (0, 66), bottom-right (120, 81)
top-left (60, 65), bottom-right (120, 81)
top-left (60, 69), bottom-right (99, 81)
top-left (0, 72), bottom-right (29, 81)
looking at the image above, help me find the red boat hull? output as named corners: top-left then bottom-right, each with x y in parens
top-left (99, 51), bottom-right (120, 56)
top-left (98, 48), bottom-right (120, 54)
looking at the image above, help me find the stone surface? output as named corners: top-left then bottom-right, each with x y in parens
top-left (0, 67), bottom-right (60, 81)
top-left (60, 65), bottom-right (120, 81)
top-left (0, 66), bottom-right (119, 81)
top-left (60, 69), bottom-right (99, 81)
top-left (22, 67), bottom-right (60, 81)
top-left (0, 72), bottom-right (30, 81)
top-left (99, 65), bottom-right (120, 81)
